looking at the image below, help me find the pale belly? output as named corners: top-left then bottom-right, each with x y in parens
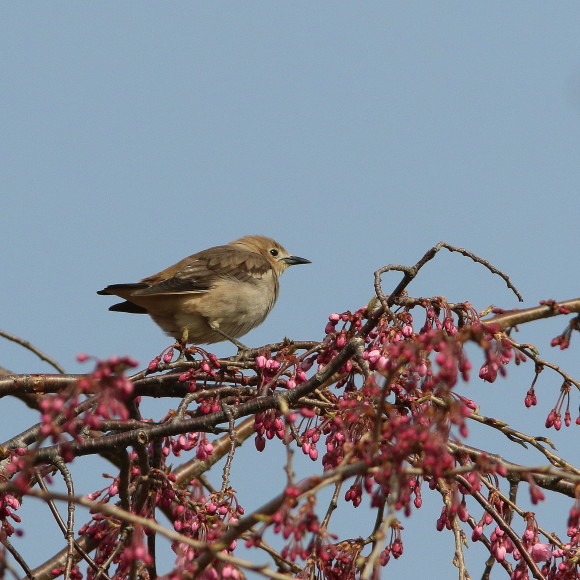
top-left (149, 277), bottom-right (277, 344)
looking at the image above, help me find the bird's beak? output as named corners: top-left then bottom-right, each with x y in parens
top-left (282, 255), bottom-right (311, 266)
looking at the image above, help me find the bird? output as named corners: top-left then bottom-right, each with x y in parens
top-left (97, 235), bottom-right (311, 348)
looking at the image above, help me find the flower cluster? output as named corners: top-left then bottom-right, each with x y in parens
top-left (169, 487), bottom-right (244, 578)
top-left (548, 307), bottom-right (577, 351)
top-left (7, 281), bottom-right (576, 579)
top-left (163, 431), bottom-right (215, 460)
top-left (544, 381), bottom-right (574, 429)
top-left (38, 355), bottom-right (138, 448)
top-left (233, 297), bottom-right (577, 575)
top-left (173, 349), bottom-right (222, 390)
top-left (246, 490), bottom-right (320, 564)
top-left (0, 489), bottom-right (22, 541)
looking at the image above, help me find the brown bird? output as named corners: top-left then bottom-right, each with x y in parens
top-left (98, 235), bottom-right (311, 348)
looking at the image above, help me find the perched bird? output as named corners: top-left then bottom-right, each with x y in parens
top-left (98, 235), bottom-right (311, 347)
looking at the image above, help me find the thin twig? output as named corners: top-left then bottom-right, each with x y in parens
top-left (450, 516), bottom-right (470, 580)
top-left (33, 473), bottom-right (106, 579)
top-left (503, 334), bottom-right (580, 390)
top-left (463, 413), bottom-right (580, 474)
top-left (1, 538), bottom-right (33, 579)
top-left (0, 329), bottom-right (66, 374)
top-left (361, 511), bottom-right (396, 580)
top-left (436, 479), bottom-right (471, 580)
top-left (52, 458), bottom-right (76, 580)
top-left (458, 479), bottom-right (544, 580)
top-left (372, 242), bottom-right (524, 326)
top-left (220, 404), bottom-right (237, 496)
top-left (477, 473), bottom-right (564, 549)
top-left (320, 481), bottom-right (342, 531)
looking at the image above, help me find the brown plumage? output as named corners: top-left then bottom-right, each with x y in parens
top-left (97, 235), bottom-right (311, 346)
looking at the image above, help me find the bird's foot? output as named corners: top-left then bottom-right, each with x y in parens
top-left (175, 329), bottom-right (197, 362)
top-left (175, 342), bottom-right (197, 362)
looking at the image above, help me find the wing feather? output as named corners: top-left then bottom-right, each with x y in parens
top-left (132, 245), bottom-right (273, 297)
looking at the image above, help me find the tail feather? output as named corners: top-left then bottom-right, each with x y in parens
top-left (97, 283), bottom-right (149, 296)
top-left (98, 283), bottom-right (150, 314)
top-left (109, 301), bottom-right (148, 314)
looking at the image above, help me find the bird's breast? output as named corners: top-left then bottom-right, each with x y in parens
top-left (177, 273), bottom-right (279, 339)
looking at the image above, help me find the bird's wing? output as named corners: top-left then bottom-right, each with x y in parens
top-left (132, 245), bottom-right (273, 296)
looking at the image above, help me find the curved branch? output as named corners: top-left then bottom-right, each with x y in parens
top-left (482, 299), bottom-right (580, 330)
top-left (0, 329), bottom-right (66, 374)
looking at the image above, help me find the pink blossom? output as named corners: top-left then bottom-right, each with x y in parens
top-left (529, 542), bottom-right (552, 562)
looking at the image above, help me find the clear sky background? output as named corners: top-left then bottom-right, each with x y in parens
top-left (1, 3), bottom-right (579, 578)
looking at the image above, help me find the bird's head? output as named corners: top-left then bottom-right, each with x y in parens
top-left (229, 235), bottom-right (311, 276)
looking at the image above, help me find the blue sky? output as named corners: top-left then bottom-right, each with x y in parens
top-left (1, 3), bottom-right (579, 578)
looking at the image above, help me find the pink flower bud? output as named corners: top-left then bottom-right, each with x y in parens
top-left (148, 357), bottom-right (161, 372)
top-left (255, 435), bottom-right (266, 451)
top-left (495, 545), bottom-right (506, 562)
top-left (530, 543), bottom-right (553, 563)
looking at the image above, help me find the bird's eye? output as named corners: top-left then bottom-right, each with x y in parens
top-left (269, 248), bottom-right (279, 257)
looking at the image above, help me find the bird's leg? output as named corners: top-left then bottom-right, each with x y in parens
top-left (207, 322), bottom-right (249, 351)
top-left (175, 328), bottom-right (194, 361)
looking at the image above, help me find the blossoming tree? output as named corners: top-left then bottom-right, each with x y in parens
top-left (0, 243), bottom-right (578, 579)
